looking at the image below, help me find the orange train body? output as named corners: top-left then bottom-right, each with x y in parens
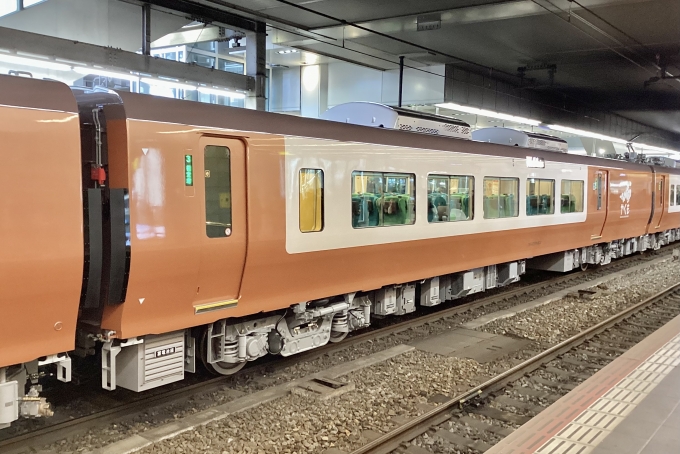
top-left (1, 75), bottom-right (680, 425)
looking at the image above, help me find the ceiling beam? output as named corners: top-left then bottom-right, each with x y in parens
top-left (140, 0), bottom-right (264, 33)
top-left (0, 26), bottom-right (254, 91)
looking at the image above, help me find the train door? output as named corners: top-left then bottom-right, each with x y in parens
top-left (651, 174), bottom-right (666, 230)
top-left (194, 137), bottom-right (247, 311)
top-left (591, 170), bottom-right (608, 239)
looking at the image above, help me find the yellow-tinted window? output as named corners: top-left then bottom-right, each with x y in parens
top-left (526, 179), bottom-right (555, 216)
top-left (561, 180), bottom-right (584, 213)
top-left (352, 171), bottom-right (415, 228)
top-left (204, 145), bottom-right (232, 238)
top-left (483, 177), bottom-right (519, 219)
top-left (299, 169), bottom-right (324, 232)
top-left (427, 175), bottom-right (474, 222)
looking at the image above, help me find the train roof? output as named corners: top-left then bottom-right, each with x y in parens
top-left (0, 74), bottom-right (77, 113)
top-left (110, 89), bottom-right (680, 175)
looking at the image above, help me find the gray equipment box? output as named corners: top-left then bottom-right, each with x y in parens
top-left (116, 331), bottom-right (185, 392)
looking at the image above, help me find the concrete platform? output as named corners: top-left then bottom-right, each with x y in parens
top-left (485, 313), bottom-right (680, 454)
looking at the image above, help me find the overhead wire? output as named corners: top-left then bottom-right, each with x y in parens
top-left (530, 0), bottom-right (680, 90)
top-left (569, 0), bottom-right (680, 78)
top-left (267, 0), bottom-right (522, 80)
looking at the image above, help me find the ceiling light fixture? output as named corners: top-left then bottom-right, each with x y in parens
top-left (632, 143), bottom-right (680, 157)
top-left (140, 77), bottom-right (196, 91)
top-left (0, 53), bottom-right (71, 71)
top-left (547, 124), bottom-right (628, 144)
top-left (197, 86), bottom-right (246, 99)
top-left (277, 49), bottom-right (298, 54)
top-left (435, 102), bottom-right (541, 126)
top-left (73, 67), bottom-right (139, 82)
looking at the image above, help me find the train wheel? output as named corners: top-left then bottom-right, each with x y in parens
top-left (197, 329), bottom-right (246, 376)
top-left (329, 330), bottom-right (348, 343)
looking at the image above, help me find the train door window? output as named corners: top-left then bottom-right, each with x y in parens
top-left (671, 185), bottom-right (675, 207)
top-left (299, 169), bottom-right (324, 232)
top-left (352, 171), bottom-right (415, 228)
top-left (561, 180), bottom-right (584, 213)
top-left (526, 178), bottom-right (555, 216)
top-left (596, 173), bottom-right (603, 210)
top-left (483, 177), bottom-right (519, 219)
top-left (204, 145), bottom-right (232, 238)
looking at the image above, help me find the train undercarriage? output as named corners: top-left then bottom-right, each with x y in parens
top-left (2, 228), bottom-right (679, 428)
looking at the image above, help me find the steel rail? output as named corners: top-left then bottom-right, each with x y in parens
top-left (0, 248), bottom-right (670, 451)
top-left (350, 281), bottom-right (680, 454)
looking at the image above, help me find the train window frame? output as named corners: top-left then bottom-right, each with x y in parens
top-left (560, 180), bottom-right (585, 213)
top-left (204, 145), bottom-right (232, 238)
top-left (427, 174), bottom-right (474, 223)
top-left (482, 177), bottom-right (519, 219)
top-left (299, 168), bottom-right (324, 233)
top-left (351, 170), bottom-right (416, 228)
top-left (526, 178), bottom-right (555, 216)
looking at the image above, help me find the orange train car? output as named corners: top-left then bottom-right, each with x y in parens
top-left (1, 75), bottom-right (680, 426)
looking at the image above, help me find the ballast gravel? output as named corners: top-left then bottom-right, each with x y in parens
top-left (138, 352), bottom-right (490, 454)
top-left (481, 259), bottom-right (680, 344)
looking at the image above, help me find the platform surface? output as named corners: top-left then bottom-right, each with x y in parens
top-left (485, 313), bottom-right (680, 454)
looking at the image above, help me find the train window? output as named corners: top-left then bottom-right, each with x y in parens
top-left (561, 180), bottom-right (584, 213)
top-left (204, 145), bottom-right (232, 238)
top-left (352, 171), bottom-right (415, 228)
top-left (526, 179), bottom-right (555, 216)
top-left (483, 177), bottom-right (519, 219)
top-left (671, 185), bottom-right (675, 207)
top-left (427, 175), bottom-right (474, 222)
top-left (299, 169), bottom-right (324, 232)
top-left (676, 186), bottom-right (680, 206)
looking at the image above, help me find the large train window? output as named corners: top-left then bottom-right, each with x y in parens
top-left (526, 179), bottom-right (555, 216)
top-left (427, 175), bottom-right (474, 222)
top-left (483, 177), bottom-right (519, 219)
top-left (351, 171), bottom-right (415, 228)
top-left (299, 169), bottom-right (324, 232)
top-left (204, 145), bottom-right (232, 238)
top-left (561, 180), bottom-right (584, 213)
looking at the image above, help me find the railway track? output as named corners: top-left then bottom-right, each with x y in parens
top-left (350, 279), bottom-right (680, 454)
top-left (0, 247), bottom-right (673, 453)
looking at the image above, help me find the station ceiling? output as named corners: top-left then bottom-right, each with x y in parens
top-left (163, 0), bottom-right (680, 133)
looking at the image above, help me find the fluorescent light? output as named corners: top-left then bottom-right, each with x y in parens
top-left (0, 53), bottom-right (71, 71)
top-left (633, 143), bottom-right (680, 156)
top-left (141, 77), bottom-right (196, 91)
top-left (197, 86), bottom-right (246, 99)
top-left (73, 67), bottom-right (139, 81)
top-left (435, 102), bottom-right (541, 126)
top-left (598, 148), bottom-right (606, 154)
top-left (277, 49), bottom-right (298, 54)
top-left (547, 124), bottom-right (628, 144)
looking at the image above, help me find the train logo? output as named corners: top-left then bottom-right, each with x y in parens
top-left (620, 181), bottom-right (632, 218)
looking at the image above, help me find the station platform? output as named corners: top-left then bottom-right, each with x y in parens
top-left (485, 313), bottom-right (680, 454)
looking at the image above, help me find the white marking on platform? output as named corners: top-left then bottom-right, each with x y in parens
top-left (535, 332), bottom-right (680, 454)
